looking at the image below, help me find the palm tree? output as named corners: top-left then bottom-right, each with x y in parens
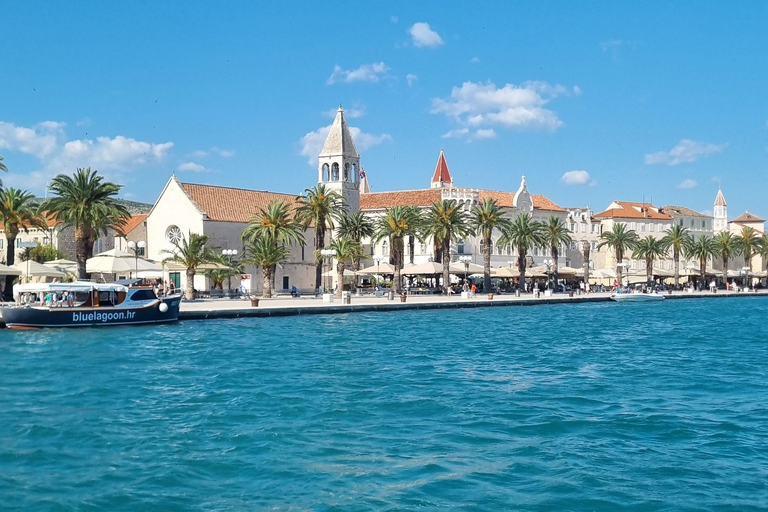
top-left (597, 223), bottom-right (639, 285)
top-left (0, 155), bottom-right (8, 187)
top-left (336, 211), bottom-right (375, 272)
top-left (660, 224), bottom-right (691, 289)
top-left (469, 199), bottom-right (511, 292)
top-left (42, 168), bottom-right (130, 279)
top-left (241, 200), bottom-right (305, 246)
top-left (686, 235), bottom-right (716, 287)
top-left (323, 237), bottom-right (366, 297)
top-left (581, 240), bottom-right (591, 286)
top-left (295, 184), bottom-right (345, 291)
top-left (202, 253), bottom-right (244, 291)
top-left (372, 206), bottom-right (420, 294)
top-left (541, 215), bottom-right (572, 288)
top-left (713, 231), bottom-right (738, 286)
top-left (0, 188), bottom-right (45, 299)
top-left (735, 226), bottom-right (761, 274)
top-left (242, 235), bottom-right (290, 298)
top-left (422, 200), bottom-right (471, 294)
top-left (161, 232), bottom-right (216, 300)
top-left (498, 214), bottom-right (545, 292)
top-left (632, 236), bottom-right (667, 284)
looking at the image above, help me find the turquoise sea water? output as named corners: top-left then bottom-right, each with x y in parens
top-left (2, 298), bottom-right (768, 511)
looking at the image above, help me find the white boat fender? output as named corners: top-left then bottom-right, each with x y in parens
top-left (159, 303), bottom-right (169, 313)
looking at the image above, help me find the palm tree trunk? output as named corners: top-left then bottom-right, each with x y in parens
top-left (483, 233), bottom-right (492, 292)
top-left (433, 239), bottom-right (442, 263)
top-left (3, 234), bottom-right (16, 299)
top-left (674, 248), bottom-right (680, 288)
top-left (518, 247), bottom-right (527, 292)
top-left (646, 259), bottom-right (652, 284)
top-left (408, 235), bottom-right (415, 265)
top-left (442, 238), bottom-right (451, 294)
top-left (336, 261), bottom-right (344, 297)
top-left (718, 254), bottom-right (727, 287)
top-left (393, 236), bottom-right (403, 294)
top-left (262, 266), bottom-right (273, 298)
top-left (315, 222), bottom-right (325, 290)
top-left (616, 249), bottom-right (623, 286)
top-left (75, 225), bottom-right (92, 280)
top-left (552, 246), bottom-right (559, 289)
top-left (582, 241), bottom-right (590, 287)
top-left (185, 268), bottom-right (195, 300)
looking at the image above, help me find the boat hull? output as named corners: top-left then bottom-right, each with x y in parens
top-left (1, 295), bottom-right (181, 329)
top-left (610, 293), bottom-right (665, 302)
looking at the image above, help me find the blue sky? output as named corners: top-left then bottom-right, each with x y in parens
top-left (1, 1), bottom-right (767, 217)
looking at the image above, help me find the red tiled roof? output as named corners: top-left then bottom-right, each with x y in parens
top-left (361, 188), bottom-right (564, 212)
top-left (431, 150), bottom-right (452, 184)
top-left (593, 201), bottom-right (672, 220)
top-left (180, 182), bottom-right (298, 223)
top-left (662, 205), bottom-right (711, 218)
top-left (731, 211), bottom-right (765, 223)
top-left (116, 214), bottom-right (147, 236)
top-left (360, 189), bottom-right (442, 210)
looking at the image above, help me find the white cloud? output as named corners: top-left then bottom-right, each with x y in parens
top-left (441, 128), bottom-right (470, 139)
top-left (323, 106), bottom-right (366, 119)
top-left (177, 162), bottom-right (206, 172)
top-left (327, 62), bottom-right (390, 85)
top-left (677, 179), bottom-right (697, 189)
top-left (645, 139), bottom-right (727, 166)
top-left (190, 149), bottom-right (209, 158)
top-left (300, 125), bottom-right (392, 165)
top-left (406, 74), bottom-right (418, 86)
top-left (431, 80), bottom-right (575, 132)
top-left (0, 119), bottom-right (173, 188)
top-left (211, 147), bottom-right (234, 158)
top-left (560, 170), bottom-right (595, 186)
top-left (470, 57), bottom-right (480, 63)
top-left (409, 22), bottom-right (444, 48)
top-left (474, 129), bottom-right (496, 139)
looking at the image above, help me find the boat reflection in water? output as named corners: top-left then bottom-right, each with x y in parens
top-left (2, 281), bottom-right (181, 329)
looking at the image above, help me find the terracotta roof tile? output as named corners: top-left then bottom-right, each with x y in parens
top-left (360, 189), bottom-right (443, 210)
top-left (731, 211), bottom-right (765, 223)
top-left (431, 150), bottom-right (452, 184)
top-left (662, 205), bottom-right (711, 218)
top-left (593, 201), bottom-right (672, 220)
top-left (181, 182), bottom-right (298, 223)
top-left (117, 214), bottom-right (147, 236)
top-left (478, 190), bottom-right (515, 207)
top-left (531, 194), bottom-right (565, 212)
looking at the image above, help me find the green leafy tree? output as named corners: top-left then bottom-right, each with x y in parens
top-left (735, 226), bottom-right (761, 273)
top-left (0, 188), bottom-right (45, 299)
top-left (336, 211), bottom-right (375, 271)
top-left (321, 237), bottom-right (366, 297)
top-left (241, 200), bottom-right (305, 246)
top-left (541, 215), bottom-right (572, 287)
top-left (161, 232), bottom-right (216, 300)
top-left (0, 155), bottom-right (7, 187)
top-left (202, 253), bottom-right (244, 291)
top-left (498, 214), bottom-right (545, 292)
top-left (423, 200), bottom-right (471, 294)
top-left (242, 235), bottom-right (293, 298)
top-left (42, 168), bottom-right (130, 279)
top-left (660, 224), bottom-right (691, 288)
top-left (713, 231), bottom-right (738, 286)
top-left (685, 235), bottom-right (716, 286)
top-left (632, 235), bottom-right (667, 284)
top-left (598, 223), bottom-right (639, 285)
top-left (372, 206), bottom-right (421, 294)
top-left (469, 199), bottom-right (511, 292)
top-left (295, 184), bottom-right (345, 291)
top-left (20, 244), bottom-right (67, 264)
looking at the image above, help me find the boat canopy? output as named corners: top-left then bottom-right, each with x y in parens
top-left (13, 281), bottom-right (128, 297)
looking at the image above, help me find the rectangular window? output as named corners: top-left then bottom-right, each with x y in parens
top-left (282, 276), bottom-right (290, 290)
top-left (591, 241), bottom-right (598, 251)
top-left (640, 223), bottom-right (646, 232)
top-left (580, 223), bottom-right (586, 233)
top-left (630, 222), bottom-right (636, 230)
top-left (702, 220), bottom-right (706, 229)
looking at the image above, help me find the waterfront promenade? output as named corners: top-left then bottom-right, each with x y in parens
top-left (179, 288), bottom-right (768, 320)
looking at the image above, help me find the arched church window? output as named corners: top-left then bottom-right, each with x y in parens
top-left (322, 163), bottom-right (330, 182)
top-left (343, 162), bottom-right (349, 181)
top-left (352, 163), bottom-right (358, 181)
top-left (166, 225), bottom-right (183, 245)
top-left (382, 240), bottom-right (389, 257)
top-left (331, 163), bottom-right (339, 181)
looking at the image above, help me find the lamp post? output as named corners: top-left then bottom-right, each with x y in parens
top-left (543, 258), bottom-right (553, 290)
top-left (127, 240), bottom-right (147, 279)
top-left (373, 255), bottom-right (384, 286)
top-left (459, 255), bottom-right (472, 284)
top-left (222, 249), bottom-right (238, 296)
top-left (742, 266), bottom-right (750, 290)
top-left (320, 248), bottom-right (336, 293)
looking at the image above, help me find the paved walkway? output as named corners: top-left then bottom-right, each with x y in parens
top-left (179, 289), bottom-right (768, 320)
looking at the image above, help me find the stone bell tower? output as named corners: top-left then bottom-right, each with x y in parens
top-left (317, 106), bottom-right (360, 213)
top-left (713, 188), bottom-right (728, 234)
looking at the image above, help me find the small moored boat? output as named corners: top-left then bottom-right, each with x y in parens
top-left (610, 291), bottom-right (665, 302)
top-left (2, 282), bottom-right (181, 329)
